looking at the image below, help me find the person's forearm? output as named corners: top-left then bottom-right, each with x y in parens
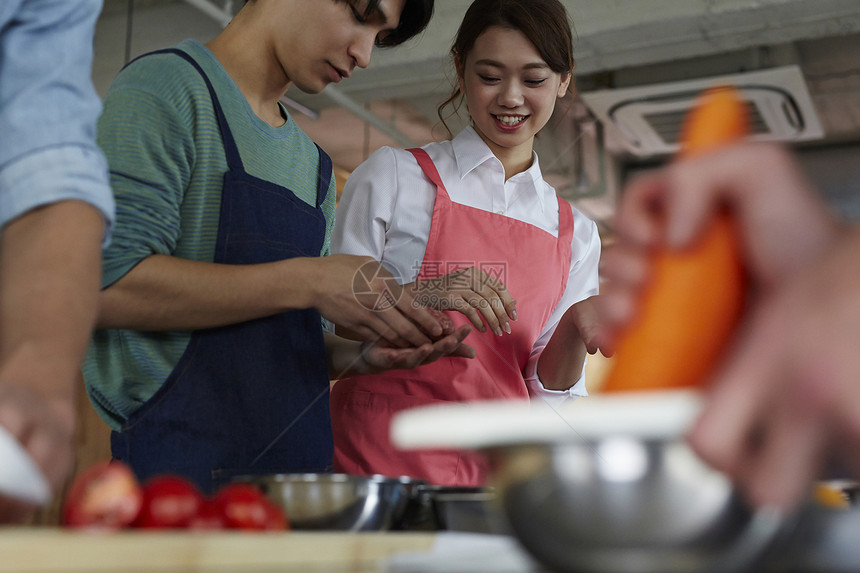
top-left (98, 254), bottom-right (320, 331)
top-left (536, 310), bottom-right (587, 391)
top-left (0, 200), bottom-right (104, 402)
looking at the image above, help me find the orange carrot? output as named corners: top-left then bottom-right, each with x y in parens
top-left (602, 87), bottom-right (749, 392)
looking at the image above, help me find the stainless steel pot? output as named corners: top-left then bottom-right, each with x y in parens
top-left (400, 484), bottom-right (509, 533)
top-left (235, 473), bottom-right (416, 531)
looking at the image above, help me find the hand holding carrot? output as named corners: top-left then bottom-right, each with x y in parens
top-left (599, 87), bottom-right (856, 510)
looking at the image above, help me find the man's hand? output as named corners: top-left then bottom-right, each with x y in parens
top-left (326, 325), bottom-right (476, 380)
top-left (0, 382), bottom-right (75, 523)
top-left (356, 324), bottom-right (475, 375)
top-left (688, 227), bottom-right (860, 510)
top-left (600, 142), bottom-right (852, 510)
top-left (312, 255), bottom-right (447, 348)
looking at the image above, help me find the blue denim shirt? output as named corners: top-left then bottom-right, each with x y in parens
top-left (0, 0), bottom-right (114, 243)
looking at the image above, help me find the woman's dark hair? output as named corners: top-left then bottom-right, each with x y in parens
top-left (437, 0), bottom-right (574, 135)
top-left (338, 0), bottom-right (435, 47)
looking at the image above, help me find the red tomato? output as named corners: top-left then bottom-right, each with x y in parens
top-left (187, 499), bottom-right (227, 530)
top-left (212, 483), bottom-right (272, 530)
top-left (63, 460), bottom-right (143, 530)
top-left (263, 499), bottom-right (289, 531)
top-left (135, 475), bottom-right (205, 529)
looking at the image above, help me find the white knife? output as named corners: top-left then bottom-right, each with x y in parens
top-left (0, 425), bottom-right (51, 505)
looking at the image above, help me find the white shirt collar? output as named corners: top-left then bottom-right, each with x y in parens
top-left (451, 126), bottom-right (548, 213)
top-left (451, 126), bottom-right (497, 179)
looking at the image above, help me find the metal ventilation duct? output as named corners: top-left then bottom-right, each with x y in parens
top-left (580, 66), bottom-right (823, 157)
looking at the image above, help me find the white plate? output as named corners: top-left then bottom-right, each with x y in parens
top-left (0, 426), bottom-right (51, 505)
top-left (391, 390), bottom-right (704, 451)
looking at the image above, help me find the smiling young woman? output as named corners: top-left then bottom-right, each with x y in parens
top-left (330, 0), bottom-right (606, 487)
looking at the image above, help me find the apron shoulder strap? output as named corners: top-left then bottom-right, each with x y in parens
top-left (125, 48), bottom-right (245, 173)
top-left (556, 195), bottom-right (575, 246)
top-left (127, 49), bottom-right (332, 213)
top-left (314, 144), bottom-right (332, 208)
top-left (555, 196), bottom-right (575, 300)
top-left (407, 148), bottom-right (450, 199)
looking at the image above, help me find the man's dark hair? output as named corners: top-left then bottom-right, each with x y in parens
top-left (241, 1), bottom-right (433, 47)
top-left (347, 0), bottom-right (434, 47)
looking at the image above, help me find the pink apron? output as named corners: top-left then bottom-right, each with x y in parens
top-left (330, 148), bottom-right (574, 486)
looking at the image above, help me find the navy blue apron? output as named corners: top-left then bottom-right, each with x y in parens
top-left (110, 49), bottom-right (333, 494)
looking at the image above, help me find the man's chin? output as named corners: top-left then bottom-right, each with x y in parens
top-left (292, 80), bottom-right (327, 95)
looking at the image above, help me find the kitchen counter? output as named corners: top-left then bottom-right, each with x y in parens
top-left (0, 529), bottom-right (436, 572)
top-left (7, 503), bottom-right (860, 573)
top-left (0, 529), bottom-right (546, 573)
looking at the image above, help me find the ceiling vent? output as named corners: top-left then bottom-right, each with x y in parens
top-left (580, 65), bottom-right (823, 157)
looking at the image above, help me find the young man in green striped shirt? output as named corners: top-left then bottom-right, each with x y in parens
top-left (85, 0), bottom-right (473, 491)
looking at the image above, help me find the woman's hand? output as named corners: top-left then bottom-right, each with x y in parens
top-left (536, 296), bottom-right (609, 391)
top-left (565, 296), bottom-right (612, 357)
top-left (407, 267), bottom-right (517, 336)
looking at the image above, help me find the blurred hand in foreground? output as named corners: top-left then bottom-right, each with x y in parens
top-left (600, 142), bottom-right (856, 510)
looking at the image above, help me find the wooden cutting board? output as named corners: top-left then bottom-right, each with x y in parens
top-left (0, 529), bottom-right (436, 572)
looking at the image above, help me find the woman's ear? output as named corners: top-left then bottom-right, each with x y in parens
top-left (557, 72), bottom-right (572, 98)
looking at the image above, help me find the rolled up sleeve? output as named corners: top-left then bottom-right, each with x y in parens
top-left (0, 0), bottom-right (114, 243)
top-left (0, 146), bottom-right (114, 243)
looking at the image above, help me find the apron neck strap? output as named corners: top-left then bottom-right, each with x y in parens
top-left (407, 148), bottom-right (450, 200)
top-left (555, 195), bottom-right (575, 245)
top-left (129, 48), bottom-right (245, 172)
top-left (126, 49), bottom-right (332, 210)
top-left (314, 144), bottom-right (332, 209)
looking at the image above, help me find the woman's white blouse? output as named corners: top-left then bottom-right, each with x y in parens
top-left (332, 127), bottom-right (601, 406)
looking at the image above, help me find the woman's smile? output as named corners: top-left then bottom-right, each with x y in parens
top-left (493, 114), bottom-right (529, 130)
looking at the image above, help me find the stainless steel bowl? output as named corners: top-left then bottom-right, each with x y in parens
top-left (235, 473), bottom-right (416, 531)
top-left (390, 392), bottom-right (787, 573)
top-left (488, 437), bottom-right (784, 573)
